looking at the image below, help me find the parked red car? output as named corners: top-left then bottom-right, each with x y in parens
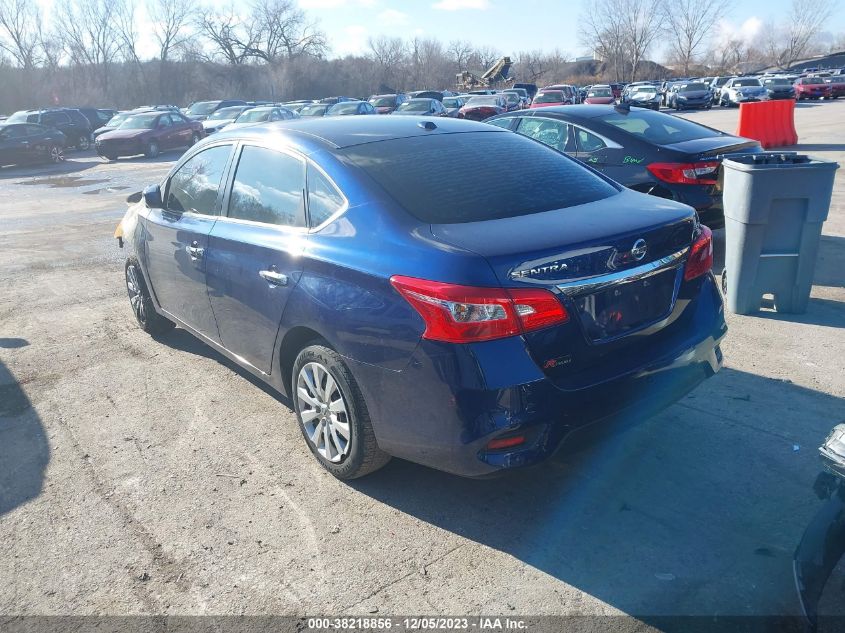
top-left (583, 85), bottom-right (616, 104)
top-left (458, 95), bottom-right (507, 121)
top-left (530, 90), bottom-right (567, 108)
top-left (95, 111), bottom-right (204, 160)
top-left (794, 76), bottom-right (832, 100)
top-left (825, 76), bottom-right (845, 99)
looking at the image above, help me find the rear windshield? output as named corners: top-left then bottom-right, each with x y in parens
top-left (236, 108), bottom-right (273, 122)
top-left (369, 96), bottom-right (396, 107)
top-left (596, 109), bottom-right (719, 145)
top-left (120, 114), bottom-right (158, 129)
top-left (588, 88), bottom-right (612, 97)
top-left (210, 106), bottom-right (246, 120)
top-left (397, 100), bottom-right (433, 112)
top-left (341, 132), bottom-right (618, 223)
top-left (534, 91), bottom-right (563, 103)
top-left (679, 83), bottom-right (707, 91)
top-left (466, 96), bottom-right (498, 106)
top-left (734, 79), bottom-right (761, 87)
top-left (764, 78), bottom-right (791, 86)
top-left (328, 102), bottom-right (361, 115)
top-left (187, 101), bottom-right (218, 115)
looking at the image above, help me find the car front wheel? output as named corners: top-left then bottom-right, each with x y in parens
top-left (292, 343), bottom-right (390, 479)
top-left (77, 135), bottom-right (91, 151)
top-left (145, 141), bottom-right (160, 158)
top-left (125, 259), bottom-right (174, 335)
top-left (47, 145), bottom-right (64, 163)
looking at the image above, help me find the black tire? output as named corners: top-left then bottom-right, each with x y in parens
top-left (145, 141), bottom-right (160, 159)
top-left (76, 135), bottom-right (91, 151)
top-left (125, 258), bottom-right (174, 335)
top-left (291, 343), bottom-right (390, 479)
top-left (190, 133), bottom-right (201, 145)
top-left (101, 154), bottom-right (117, 161)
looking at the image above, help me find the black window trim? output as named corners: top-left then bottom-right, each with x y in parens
top-left (162, 140), bottom-right (236, 218)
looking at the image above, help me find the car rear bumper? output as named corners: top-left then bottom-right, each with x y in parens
top-left (347, 273), bottom-right (726, 477)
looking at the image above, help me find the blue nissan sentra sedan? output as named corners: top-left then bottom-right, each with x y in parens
top-left (117, 116), bottom-right (726, 479)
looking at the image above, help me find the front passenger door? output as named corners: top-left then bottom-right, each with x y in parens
top-left (142, 144), bottom-right (234, 339)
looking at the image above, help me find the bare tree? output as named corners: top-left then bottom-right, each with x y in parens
top-left (447, 39), bottom-right (473, 72)
top-left (148, 0), bottom-right (191, 62)
top-left (0, 0), bottom-right (41, 69)
top-left (621, 0), bottom-right (664, 81)
top-left (195, 5), bottom-right (255, 65)
top-left (662, 0), bottom-right (730, 75)
top-left (247, 0), bottom-right (326, 61)
top-left (367, 35), bottom-right (405, 91)
top-left (58, 0), bottom-right (123, 94)
top-left (114, 0), bottom-right (142, 65)
top-left (770, 0), bottom-right (836, 69)
top-left (580, 0), bottom-right (627, 82)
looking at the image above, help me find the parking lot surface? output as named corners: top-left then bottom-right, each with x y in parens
top-left (2, 103), bottom-right (844, 618)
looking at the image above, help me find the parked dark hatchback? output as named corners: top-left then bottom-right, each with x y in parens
top-left (762, 77), bottom-right (796, 100)
top-left (0, 122), bottom-right (66, 166)
top-left (95, 111), bottom-right (204, 159)
top-left (6, 108), bottom-right (92, 150)
top-left (668, 82), bottom-right (712, 110)
top-left (368, 93), bottom-right (409, 114)
top-left (487, 105), bottom-right (761, 227)
top-left (117, 116), bottom-right (725, 479)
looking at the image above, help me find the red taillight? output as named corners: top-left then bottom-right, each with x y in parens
top-left (390, 275), bottom-right (569, 344)
top-left (647, 161), bottom-right (720, 185)
top-left (486, 435), bottom-right (526, 451)
top-left (684, 225), bottom-right (713, 281)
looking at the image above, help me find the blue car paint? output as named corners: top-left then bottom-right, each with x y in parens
top-left (127, 116), bottom-right (726, 477)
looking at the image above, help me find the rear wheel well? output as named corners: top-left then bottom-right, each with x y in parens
top-left (278, 326), bottom-right (325, 395)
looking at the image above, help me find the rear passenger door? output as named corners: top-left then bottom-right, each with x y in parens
top-left (206, 143), bottom-right (309, 375)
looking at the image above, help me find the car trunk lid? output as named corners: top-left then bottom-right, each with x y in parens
top-left (429, 190), bottom-right (697, 380)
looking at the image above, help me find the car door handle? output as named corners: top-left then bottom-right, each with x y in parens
top-left (186, 241), bottom-right (204, 260)
top-left (259, 267), bottom-right (288, 286)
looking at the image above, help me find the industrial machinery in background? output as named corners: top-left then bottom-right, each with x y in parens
top-left (456, 57), bottom-right (515, 91)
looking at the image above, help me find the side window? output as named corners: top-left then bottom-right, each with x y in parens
top-left (488, 116), bottom-right (516, 130)
top-left (165, 145), bottom-right (232, 215)
top-left (168, 114), bottom-right (183, 125)
top-left (2, 126), bottom-right (25, 139)
top-left (575, 127), bottom-right (607, 153)
top-left (228, 146), bottom-right (306, 227)
top-left (307, 164), bottom-right (345, 227)
top-left (158, 115), bottom-right (171, 128)
top-left (25, 125), bottom-right (43, 136)
top-left (517, 118), bottom-right (572, 153)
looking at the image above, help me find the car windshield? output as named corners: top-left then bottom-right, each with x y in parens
top-left (369, 96), bottom-right (396, 107)
top-left (6, 111), bottom-right (28, 123)
top-left (341, 131), bottom-right (618, 224)
top-left (734, 79), bottom-right (761, 87)
top-left (300, 104), bottom-right (328, 116)
top-left (764, 78), bottom-right (791, 86)
top-left (442, 98), bottom-right (461, 108)
top-left (186, 101), bottom-right (219, 115)
top-left (209, 107), bottom-right (245, 120)
top-left (503, 93), bottom-right (519, 103)
top-left (107, 112), bottom-right (133, 127)
top-left (588, 88), bottom-right (612, 97)
top-left (680, 83), bottom-right (707, 91)
top-left (597, 109), bottom-right (719, 145)
top-left (466, 96), bottom-right (498, 106)
top-left (119, 114), bottom-right (159, 129)
top-left (396, 100), bottom-right (433, 112)
top-left (328, 102), bottom-right (362, 115)
top-left (801, 77), bottom-right (825, 84)
top-left (236, 109), bottom-right (272, 122)
top-left (533, 91), bottom-right (563, 104)
top-left (630, 86), bottom-right (657, 94)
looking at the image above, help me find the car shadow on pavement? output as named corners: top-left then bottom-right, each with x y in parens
top-left (0, 353), bottom-right (50, 516)
top-left (352, 368), bottom-right (845, 618)
top-left (0, 158), bottom-right (105, 181)
top-left (153, 328), bottom-right (294, 409)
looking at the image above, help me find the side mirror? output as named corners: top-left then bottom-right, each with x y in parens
top-left (126, 191), bottom-right (142, 204)
top-left (143, 184), bottom-right (163, 209)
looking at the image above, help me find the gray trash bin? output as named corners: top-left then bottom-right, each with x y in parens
top-left (721, 153), bottom-right (839, 315)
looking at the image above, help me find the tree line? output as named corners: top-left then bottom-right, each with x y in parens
top-left (0, 0), bottom-right (840, 114)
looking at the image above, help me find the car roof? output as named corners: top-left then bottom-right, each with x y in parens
top-left (518, 104), bottom-right (619, 119)
top-left (211, 115), bottom-right (503, 151)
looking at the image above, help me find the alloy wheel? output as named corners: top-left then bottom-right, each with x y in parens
top-left (126, 264), bottom-right (146, 325)
top-left (296, 362), bottom-right (351, 463)
top-left (49, 146), bottom-right (64, 163)
top-left (78, 135), bottom-right (91, 151)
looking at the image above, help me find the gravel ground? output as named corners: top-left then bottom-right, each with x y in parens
top-left (1, 103), bottom-right (844, 619)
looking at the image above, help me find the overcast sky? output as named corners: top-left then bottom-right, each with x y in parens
top-left (299, 0), bottom-right (845, 60)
